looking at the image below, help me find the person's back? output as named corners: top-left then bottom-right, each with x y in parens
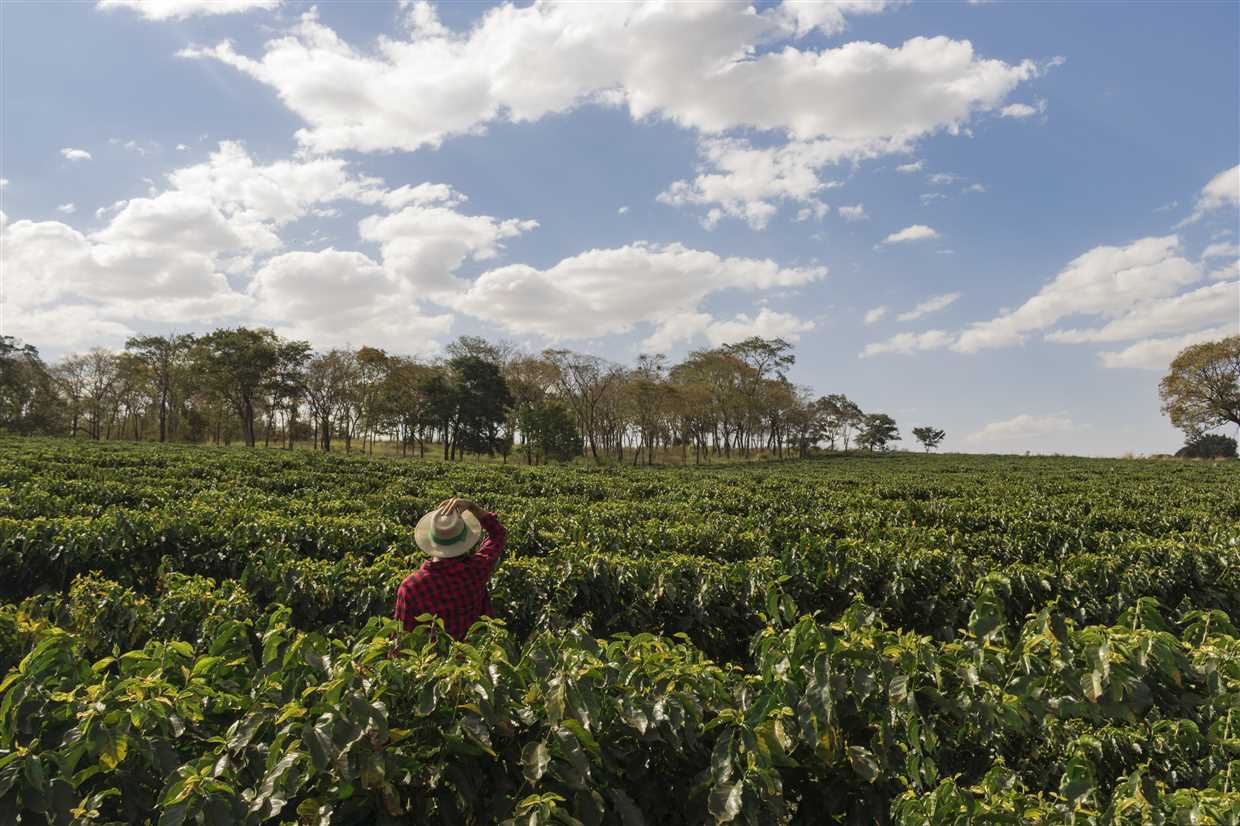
top-left (394, 497), bottom-right (506, 640)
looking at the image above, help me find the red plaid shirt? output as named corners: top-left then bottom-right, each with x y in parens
top-left (394, 511), bottom-right (507, 640)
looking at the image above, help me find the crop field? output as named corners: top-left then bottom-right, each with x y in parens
top-left (1, 438), bottom-right (1238, 824)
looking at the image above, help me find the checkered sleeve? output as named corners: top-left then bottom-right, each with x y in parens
top-left (470, 511), bottom-right (507, 580)
top-left (394, 576), bottom-right (419, 631)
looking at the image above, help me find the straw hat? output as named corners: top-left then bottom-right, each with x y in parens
top-left (414, 507), bottom-right (483, 559)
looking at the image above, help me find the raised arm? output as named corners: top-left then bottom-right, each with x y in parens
top-left (438, 498), bottom-right (507, 580)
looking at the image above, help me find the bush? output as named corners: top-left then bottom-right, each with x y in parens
top-left (1175, 433), bottom-right (1238, 459)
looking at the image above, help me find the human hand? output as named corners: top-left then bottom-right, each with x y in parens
top-left (437, 497), bottom-right (481, 518)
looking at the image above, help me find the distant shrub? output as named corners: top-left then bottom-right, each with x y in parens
top-left (1175, 433), bottom-right (1238, 459)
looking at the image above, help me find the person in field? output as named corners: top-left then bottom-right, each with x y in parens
top-left (394, 497), bottom-right (507, 640)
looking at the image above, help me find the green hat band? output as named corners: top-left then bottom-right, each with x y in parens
top-left (432, 523), bottom-right (468, 545)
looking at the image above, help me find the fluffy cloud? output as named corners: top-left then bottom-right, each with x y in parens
top-left (451, 242), bottom-right (824, 346)
top-left (864, 305), bottom-right (888, 324)
top-left (97, 0), bottom-right (279, 20)
top-left (1046, 281), bottom-right (1238, 344)
top-left (60, 148), bottom-right (92, 161)
top-left (248, 248), bottom-right (452, 350)
top-left (881, 224), bottom-right (938, 244)
top-left (963, 413), bottom-right (1075, 446)
top-left (839, 204), bottom-right (868, 221)
top-left (660, 136), bottom-right (896, 228)
top-left (954, 235), bottom-right (1200, 352)
top-left (1098, 325), bottom-right (1237, 370)
top-left (896, 160), bottom-right (923, 173)
top-left (1179, 164), bottom-right (1240, 226)
top-left (999, 99), bottom-right (1045, 119)
top-left (359, 203), bottom-right (538, 297)
top-left (897, 292), bottom-right (960, 321)
top-left (860, 329), bottom-right (953, 356)
top-left (185, 5), bottom-right (1041, 156)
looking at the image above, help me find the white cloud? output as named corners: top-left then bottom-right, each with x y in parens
top-left (1098, 325), bottom-right (1236, 371)
top-left (1178, 164), bottom-right (1240, 226)
top-left (920, 192), bottom-right (946, 205)
top-left (881, 224), bottom-right (938, 244)
top-left (1154, 200), bottom-right (1178, 213)
top-left (56, 203), bottom-right (77, 214)
top-left (1209, 259), bottom-right (1239, 282)
top-left (999, 99), bottom-right (1045, 119)
top-left (0, 178), bottom-right (8, 189)
top-left (359, 204), bottom-right (538, 298)
top-left (795, 200), bottom-right (830, 222)
top-left (452, 241), bottom-right (824, 344)
top-left (60, 148), bottom-right (92, 162)
top-left (897, 291), bottom-right (960, 321)
top-left (963, 413), bottom-right (1075, 446)
top-left (863, 306), bottom-right (888, 324)
top-left (176, 143), bottom-right (188, 151)
top-left (896, 160), bottom-right (923, 173)
top-left (1202, 242), bottom-right (1239, 260)
top-left (659, 136), bottom-right (891, 229)
top-left (248, 247), bottom-right (451, 350)
top-left (97, 0), bottom-right (280, 20)
top-left (701, 308), bottom-right (815, 345)
top-left (617, 205), bottom-right (630, 215)
top-left (1046, 281), bottom-right (1238, 344)
top-left (954, 235), bottom-right (1201, 352)
top-left (861, 329), bottom-right (953, 356)
top-left (962, 183), bottom-right (987, 194)
top-left (184, 5), bottom-right (1041, 157)
top-left (927, 172), bottom-right (960, 185)
top-left (838, 203), bottom-right (868, 221)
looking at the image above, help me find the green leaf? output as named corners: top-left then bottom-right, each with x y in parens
top-left (522, 741), bottom-right (551, 783)
top-left (847, 745), bottom-right (880, 783)
top-left (707, 781), bottom-right (743, 824)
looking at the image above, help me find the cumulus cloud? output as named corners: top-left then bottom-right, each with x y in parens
top-left (954, 235), bottom-right (1200, 352)
top-left (97, 0), bottom-right (279, 20)
top-left (1098, 324), bottom-right (1237, 370)
top-left (1046, 280), bottom-right (1238, 344)
top-left (451, 242), bottom-right (824, 347)
top-left (1178, 164), bottom-right (1240, 226)
top-left (248, 248), bottom-right (452, 350)
top-left (184, 5), bottom-right (1041, 157)
top-left (860, 329), bottom-right (953, 357)
top-left (2, 142), bottom-right (458, 349)
top-left (897, 292), bottom-right (960, 321)
top-left (963, 413), bottom-right (1075, 446)
top-left (839, 203), bottom-right (868, 221)
top-left (359, 204), bottom-right (538, 298)
top-left (659, 136), bottom-right (890, 229)
top-left (881, 224), bottom-right (938, 244)
top-left (60, 148), bottom-right (92, 161)
top-left (864, 305), bottom-right (888, 324)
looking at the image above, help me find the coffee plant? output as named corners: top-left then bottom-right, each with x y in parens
top-left (1, 438), bottom-right (1237, 824)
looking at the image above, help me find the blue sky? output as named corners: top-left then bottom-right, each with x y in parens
top-left (2, 0), bottom-right (1237, 455)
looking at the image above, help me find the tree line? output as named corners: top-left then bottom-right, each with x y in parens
top-left (0, 329), bottom-right (952, 462)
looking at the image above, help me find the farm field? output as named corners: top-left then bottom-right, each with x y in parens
top-left (1, 438), bottom-right (1238, 824)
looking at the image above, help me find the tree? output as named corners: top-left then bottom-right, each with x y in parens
top-left (857, 413), bottom-right (900, 451)
top-left (0, 337), bottom-right (59, 434)
top-left (519, 400), bottom-right (582, 463)
top-left (912, 426), bottom-right (946, 452)
top-left (1159, 336), bottom-right (1240, 438)
top-left (447, 355), bottom-right (513, 458)
top-left (304, 349), bottom-right (355, 452)
top-left (192, 328), bottom-right (294, 448)
top-left (1175, 433), bottom-right (1237, 459)
top-left (125, 334), bottom-right (194, 442)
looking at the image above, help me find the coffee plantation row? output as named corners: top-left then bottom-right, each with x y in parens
top-left (1, 438), bottom-right (1238, 824)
